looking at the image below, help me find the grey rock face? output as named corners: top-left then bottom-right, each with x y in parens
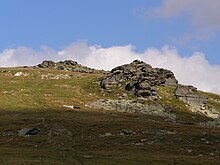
top-left (37, 60), bottom-right (102, 73)
top-left (100, 60), bottom-right (178, 98)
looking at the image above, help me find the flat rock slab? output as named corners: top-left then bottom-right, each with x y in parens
top-left (18, 128), bottom-right (40, 137)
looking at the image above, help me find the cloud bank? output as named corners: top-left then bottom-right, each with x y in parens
top-left (143, 0), bottom-right (220, 39)
top-left (0, 42), bottom-right (220, 94)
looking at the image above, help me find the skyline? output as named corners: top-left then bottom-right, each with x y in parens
top-left (0, 0), bottom-right (220, 93)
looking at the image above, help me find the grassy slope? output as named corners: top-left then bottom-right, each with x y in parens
top-left (0, 67), bottom-right (219, 165)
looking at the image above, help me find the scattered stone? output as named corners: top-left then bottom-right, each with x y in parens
top-left (63, 105), bottom-right (81, 110)
top-left (63, 105), bottom-right (74, 109)
top-left (14, 72), bottom-right (29, 77)
top-left (40, 73), bottom-right (83, 79)
top-left (140, 138), bottom-right (147, 142)
top-left (2, 131), bottom-right (15, 136)
top-left (187, 149), bottom-right (192, 153)
top-left (86, 99), bottom-right (176, 119)
top-left (100, 133), bottom-right (113, 137)
top-left (121, 129), bottom-right (134, 135)
top-left (118, 132), bottom-right (125, 136)
top-left (135, 143), bottom-right (144, 146)
top-left (210, 153), bottom-right (215, 156)
top-left (200, 119), bottom-right (220, 127)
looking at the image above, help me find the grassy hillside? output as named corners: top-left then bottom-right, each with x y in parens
top-left (0, 67), bottom-right (219, 165)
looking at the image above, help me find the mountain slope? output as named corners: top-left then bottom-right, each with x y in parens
top-left (0, 60), bottom-right (219, 164)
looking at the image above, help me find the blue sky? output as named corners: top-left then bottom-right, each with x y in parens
top-left (1, 0), bottom-right (219, 64)
top-left (0, 0), bottom-right (159, 49)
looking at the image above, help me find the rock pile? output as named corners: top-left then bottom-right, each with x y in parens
top-left (99, 60), bottom-right (219, 119)
top-left (100, 60), bottom-right (178, 98)
top-left (37, 60), bottom-right (101, 73)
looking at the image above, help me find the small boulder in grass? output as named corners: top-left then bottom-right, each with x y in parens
top-left (18, 128), bottom-right (40, 137)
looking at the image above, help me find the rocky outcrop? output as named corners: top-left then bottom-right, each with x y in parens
top-left (86, 99), bottom-right (176, 120)
top-left (99, 60), bottom-right (219, 119)
top-left (100, 60), bottom-right (178, 99)
top-left (175, 85), bottom-right (219, 119)
top-left (37, 60), bottom-right (102, 73)
top-left (175, 85), bottom-right (208, 106)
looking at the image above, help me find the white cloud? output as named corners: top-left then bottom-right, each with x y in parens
top-left (0, 42), bottom-right (220, 94)
top-left (143, 0), bottom-right (220, 39)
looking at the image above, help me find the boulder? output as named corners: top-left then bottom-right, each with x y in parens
top-left (136, 81), bottom-right (151, 90)
top-left (18, 128), bottom-right (40, 137)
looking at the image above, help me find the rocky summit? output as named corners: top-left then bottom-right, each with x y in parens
top-left (100, 60), bottom-right (219, 119)
top-left (100, 60), bottom-right (178, 99)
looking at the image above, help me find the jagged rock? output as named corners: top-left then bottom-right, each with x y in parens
top-left (37, 60), bottom-right (102, 73)
top-left (100, 60), bottom-right (178, 98)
